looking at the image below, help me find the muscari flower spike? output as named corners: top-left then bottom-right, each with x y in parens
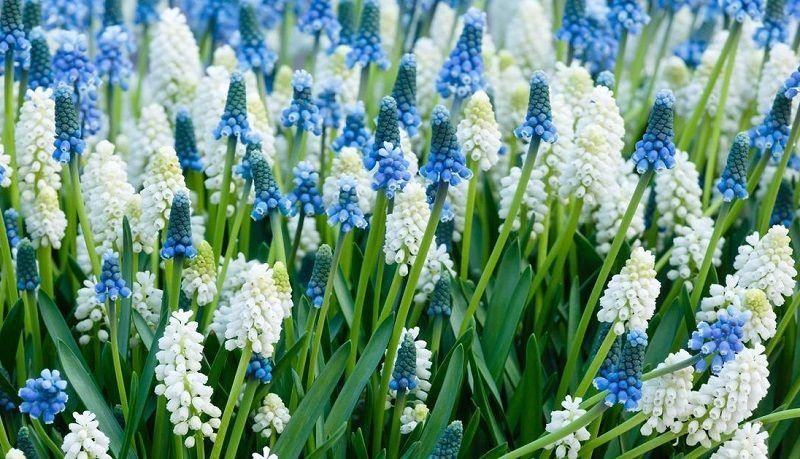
top-left (135, 0), bottom-right (160, 26)
top-left (315, 79), bottom-right (344, 129)
top-left (16, 426), bottom-right (36, 458)
top-left (427, 182), bottom-right (455, 223)
top-left (332, 102), bottom-right (372, 152)
top-left (4, 208), bottom-right (19, 248)
top-left (306, 244), bottom-right (332, 307)
top-left (688, 306), bottom-right (748, 374)
top-left (556, 0), bottom-right (592, 54)
top-left (631, 90), bottom-right (676, 174)
top-left (96, 25), bottom-right (132, 90)
top-left (95, 251), bottom-right (132, 302)
top-left (393, 54), bottom-right (422, 137)
top-left (335, 0), bottom-right (355, 48)
top-left (514, 70), bottom-right (558, 144)
top-left (327, 176), bottom-right (368, 231)
top-left (390, 332), bottom-right (418, 391)
top-left (174, 109), bottom-right (203, 172)
top-left (674, 16), bottom-right (715, 69)
top-left (367, 96), bottom-right (401, 167)
top-left (372, 141), bottom-right (411, 199)
top-left (52, 83), bottom-right (84, 163)
top-left (161, 191), bottom-right (197, 260)
top-left (18, 369), bottom-right (68, 424)
top-left (15, 239), bottom-right (38, 291)
top-left (287, 161), bottom-right (324, 216)
top-left (607, 0), bottom-right (650, 37)
top-left (750, 90), bottom-right (791, 159)
top-left (0, 0), bottom-right (30, 61)
top-left (102, 0), bottom-right (123, 26)
top-left (246, 353), bottom-right (273, 384)
top-left (345, 0), bottom-right (389, 70)
top-left (431, 421), bottom-right (463, 459)
top-left (435, 217), bottom-right (454, 250)
top-left (22, 0), bottom-right (40, 32)
top-left (596, 70), bottom-right (615, 91)
top-left (594, 330), bottom-right (647, 411)
top-left (298, 0), bottom-right (340, 42)
top-left (770, 179), bottom-right (794, 227)
top-left (717, 132), bottom-right (750, 201)
top-left (724, 0), bottom-right (765, 22)
top-left (421, 105), bottom-right (472, 186)
top-left (250, 143), bottom-right (291, 220)
top-left (214, 71), bottom-right (251, 142)
top-left (27, 27), bottom-right (52, 90)
top-left (436, 8), bottom-right (486, 100)
top-left (754, 0), bottom-right (788, 48)
top-left (281, 69), bottom-right (323, 135)
top-left (427, 272), bottom-right (452, 316)
top-left (237, 2), bottom-right (277, 76)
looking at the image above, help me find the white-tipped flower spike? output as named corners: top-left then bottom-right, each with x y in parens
top-left (558, 123), bottom-right (617, 206)
top-left (135, 146), bottom-right (187, 254)
top-left (132, 271), bottom-right (162, 330)
top-left (147, 8), bottom-right (201, 115)
top-left (317, 46), bottom-right (360, 105)
top-left (697, 275), bottom-right (745, 323)
top-left (551, 63), bottom-right (595, 122)
top-left (598, 247), bottom-right (660, 335)
top-left (74, 280), bottom-right (109, 345)
top-left (499, 165), bottom-right (549, 234)
top-left (182, 240), bottom-right (217, 306)
top-left (211, 254), bottom-right (258, 338)
top-left (504, 0), bottom-right (554, 75)
top-left (251, 446), bottom-right (278, 459)
top-left (414, 243), bottom-right (455, 306)
top-left (577, 84), bottom-right (625, 157)
top-left (457, 91), bottom-right (501, 171)
top-left (756, 43), bottom-right (797, 115)
top-left (322, 147), bottom-right (375, 214)
top-left (81, 140), bottom-right (135, 254)
top-left (61, 411), bottom-right (112, 459)
top-left (400, 402), bottom-right (429, 434)
top-left (220, 262), bottom-right (284, 356)
top-left (252, 393), bottom-right (291, 438)
top-left (384, 181), bottom-right (430, 277)
top-left (740, 289), bottom-right (777, 344)
top-left (733, 225), bottom-right (796, 306)
top-left (654, 149), bottom-right (703, 233)
top-left (387, 327), bottom-right (433, 403)
top-left (639, 349), bottom-right (695, 436)
top-left (5, 448), bottom-right (24, 459)
top-left (16, 87), bottom-right (59, 217)
top-left (25, 185), bottom-right (66, 249)
top-left (592, 166), bottom-right (647, 255)
top-left (129, 103), bottom-right (172, 187)
top-left (668, 215), bottom-right (724, 290)
top-left (272, 262), bottom-right (293, 319)
top-left (154, 310), bottom-right (222, 447)
top-left (544, 396), bottom-right (591, 458)
top-left (288, 214), bottom-right (320, 267)
top-left (686, 345), bottom-right (770, 448)
top-left (709, 422), bottom-right (769, 459)
top-left (413, 38), bottom-right (444, 116)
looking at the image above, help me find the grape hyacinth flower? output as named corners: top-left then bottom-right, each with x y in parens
top-left (514, 71), bottom-right (558, 144)
top-left (421, 105), bottom-right (472, 186)
top-left (368, 96), bottom-right (401, 166)
top-left (427, 273), bottom-right (452, 316)
top-left (315, 78), bottom-right (344, 130)
top-left (639, 349), bottom-right (695, 435)
top-left (556, 0), bottom-right (592, 55)
top-left (306, 244), bottom-right (332, 307)
top-left (3, 208), bottom-right (19, 248)
top-left (457, 90), bottom-right (501, 171)
top-left (688, 306), bottom-right (748, 374)
top-left (135, 0), bottom-right (160, 25)
top-left (281, 69), bottom-right (323, 136)
top-left (597, 247), bottom-right (660, 335)
top-left (596, 70), bottom-right (615, 90)
top-left (102, 0), bottom-right (124, 26)
top-left (734, 225), bottom-right (797, 306)
top-left (297, 0), bottom-right (340, 43)
top-left (182, 240), bottom-right (217, 306)
top-left (174, 109), bottom-right (203, 172)
top-left (717, 133), bottom-right (750, 201)
top-left (15, 427), bottom-right (36, 459)
top-left (0, 144), bottom-right (10, 187)
top-left (0, 0), bottom-right (30, 61)
top-left (346, 0), bottom-right (389, 70)
top-left (594, 330), bottom-right (646, 410)
top-left (674, 17), bottom-right (716, 69)
top-left (61, 411), bottom-right (112, 459)
top-left (250, 145), bottom-right (291, 220)
top-left (332, 102), bottom-right (372, 152)
top-left (327, 176), bottom-right (368, 231)
top-left (392, 54), bottom-right (422, 137)
top-left (770, 179), bottom-right (794, 227)
top-left (607, 0), bottom-right (649, 37)
top-left (436, 8), bottom-right (486, 101)
top-left (161, 191), bottom-right (197, 259)
top-left (52, 83), bottom-right (84, 163)
top-left (389, 332), bottom-right (418, 391)
top-left (237, 2), bottom-right (277, 76)
top-left (247, 353), bottom-right (273, 384)
top-left (724, 0), bottom-right (765, 22)
top-left (711, 422), bottom-right (769, 458)
top-left (252, 393), bottom-right (291, 438)
top-left (287, 161), bottom-right (324, 216)
top-left (26, 27), bottom-right (52, 90)
top-left (431, 421), bottom-right (463, 459)
top-left (754, 0), bottom-right (788, 48)
top-left (371, 141), bottom-right (411, 198)
top-left (631, 90), bottom-right (676, 174)
top-left (95, 251), bottom-right (131, 302)
top-left (18, 369), bottom-right (68, 424)
top-left (15, 238), bottom-right (38, 291)
top-left (214, 71), bottom-right (251, 141)
top-left (384, 181), bottom-right (429, 276)
top-left (52, 31), bottom-right (102, 136)
top-left (95, 25), bottom-right (132, 89)
top-left (22, 0), bottom-right (40, 32)
top-left (335, 0), bottom-right (355, 48)
top-left (750, 90), bottom-right (791, 159)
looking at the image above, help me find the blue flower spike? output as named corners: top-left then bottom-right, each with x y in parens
top-left (102, 0), bottom-right (124, 26)
top-left (53, 84), bottom-right (84, 163)
top-left (135, 0), bottom-right (160, 26)
top-left (297, 0), bottom-right (340, 43)
top-left (436, 8), bottom-right (486, 100)
top-left (750, 90), bottom-right (791, 158)
top-left (95, 251), bottom-right (132, 302)
top-left (246, 353), bottom-right (273, 384)
top-left (327, 177), bottom-right (368, 232)
top-left (421, 105), bottom-right (472, 186)
top-left (335, 0), bottom-right (356, 48)
top-left (345, 0), bottom-right (389, 70)
top-left (281, 69), bottom-right (323, 136)
top-left (237, 2), bottom-right (277, 76)
top-left (0, 0), bottom-right (30, 61)
top-left (15, 239), bottom-right (39, 291)
top-left (174, 109), bottom-right (203, 172)
top-left (688, 306), bottom-right (748, 374)
top-left (427, 272), bottom-right (452, 316)
top-left (4, 208), bottom-right (19, 248)
top-left (593, 330), bottom-right (647, 411)
top-left (717, 132), bottom-right (750, 202)
top-left (249, 143), bottom-right (290, 220)
top-left (556, 0), bottom-right (592, 54)
top-left (608, 0), bottom-right (649, 37)
top-left (306, 244), bottom-right (332, 307)
top-left (27, 27), bottom-right (52, 90)
top-left (754, 0), bottom-right (788, 48)
top-left (287, 161), bottom-right (324, 216)
top-left (724, 0), bottom-right (765, 22)
top-left (332, 102), bottom-right (372, 152)
top-left (22, 0), bottom-right (40, 32)
top-left (315, 78), bottom-right (344, 130)
top-left (161, 190), bottom-right (197, 260)
top-left (392, 54), bottom-right (421, 137)
top-left (674, 16), bottom-right (716, 69)
top-left (367, 95), bottom-right (401, 169)
top-left (18, 369), bottom-right (68, 424)
top-left (96, 24), bottom-right (132, 90)
top-left (770, 179), bottom-right (794, 227)
top-left (631, 90), bottom-right (676, 174)
top-left (514, 70), bottom-right (558, 144)
top-left (431, 421), bottom-right (463, 459)
top-left (214, 70), bottom-right (251, 142)
top-left (596, 70), bottom-right (615, 91)
top-left (389, 331), bottom-right (418, 391)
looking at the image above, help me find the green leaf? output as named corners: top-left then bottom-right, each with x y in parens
top-left (307, 422), bottom-right (348, 459)
top-left (460, 409), bottom-right (482, 455)
top-left (350, 428), bottom-right (369, 459)
top-left (0, 299), bottom-right (23, 371)
top-left (479, 442), bottom-right (510, 459)
top-left (324, 317), bottom-right (393, 435)
top-left (38, 292), bottom-right (87, 371)
top-left (468, 354), bottom-right (507, 445)
top-left (56, 340), bottom-right (131, 458)
top-left (118, 217), bottom-right (134, 355)
top-left (483, 266), bottom-right (532, 380)
top-left (417, 345), bottom-right (465, 457)
top-left (334, 267), bottom-right (355, 327)
top-left (274, 342), bottom-right (351, 458)
top-left (132, 310), bottom-right (154, 351)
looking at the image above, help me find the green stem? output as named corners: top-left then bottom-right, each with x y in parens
top-left (758, 108), bottom-right (800, 232)
top-left (37, 246), bottom-right (53, 297)
top-left (555, 171), bottom-right (653, 402)
top-left (460, 139), bottom-right (541, 336)
top-left (31, 419), bottom-right (63, 458)
top-left (617, 431), bottom-right (681, 459)
top-left (767, 291), bottom-right (800, 356)
top-left (133, 26), bottom-right (149, 118)
top-left (688, 204), bottom-right (730, 308)
top-left (168, 255), bottom-right (185, 312)
top-left (211, 137), bottom-right (238, 262)
top-left (0, 415), bottom-right (11, 453)
top-left (460, 159), bottom-right (478, 280)
top-left (69, 157), bottom-right (100, 274)
top-left (3, 50), bottom-right (19, 212)
top-left (23, 290), bottom-right (42, 371)
top-left (431, 316), bottom-right (443, 357)
top-left (152, 398), bottom-right (168, 458)
top-left (612, 31), bottom-right (627, 95)
top-left (16, 69), bottom-right (27, 116)
top-left (574, 328), bottom-right (617, 398)
top-left (379, 268), bottom-right (404, 323)
top-left (269, 211), bottom-right (287, 264)
top-left (387, 390), bottom-right (406, 459)
top-left (208, 343), bottom-right (253, 459)
top-left (223, 380), bottom-right (259, 459)
top-left (288, 212), bottom-right (305, 269)
top-left (106, 298), bottom-right (129, 416)
top-left (581, 412), bottom-right (646, 454)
